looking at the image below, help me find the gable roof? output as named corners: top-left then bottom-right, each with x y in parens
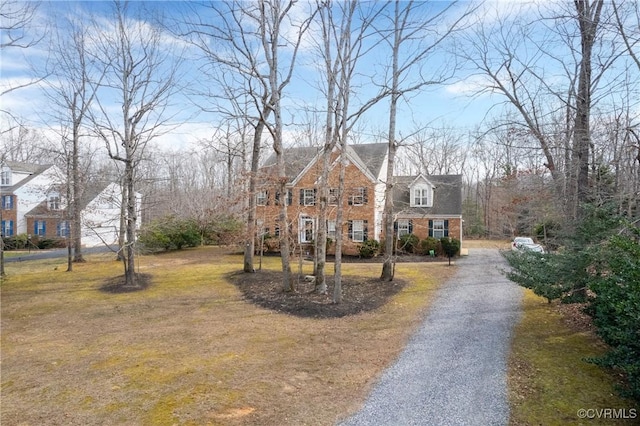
top-left (393, 174), bottom-right (462, 216)
top-left (0, 162), bottom-right (54, 194)
top-left (24, 181), bottom-right (116, 218)
top-left (261, 143), bottom-right (388, 183)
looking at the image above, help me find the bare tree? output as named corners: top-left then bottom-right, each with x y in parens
top-left (457, 1), bottom-right (623, 221)
top-left (0, 1), bottom-right (44, 98)
top-left (379, 0), bottom-right (472, 281)
top-left (41, 12), bottom-right (104, 266)
top-left (92, 1), bottom-right (182, 288)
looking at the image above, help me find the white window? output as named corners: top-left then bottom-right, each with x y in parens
top-left (302, 189), bottom-right (316, 206)
top-left (299, 216), bottom-right (314, 243)
top-left (413, 187), bottom-right (430, 207)
top-left (57, 221), bottom-right (69, 237)
top-left (256, 190), bottom-right (268, 206)
top-left (432, 220), bottom-right (445, 238)
top-left (327, 220), bottom-right (336, 239)
top-left (351, 220), bottom-right (364, 242)
top-left (2, 195), bottom-right (13, 210)
top-left (48, 193), bottom-right (61, 210)
top-left (328, 188), bottom-right (339, 205)
top-left (0, 167), bottom-right (11, 186)
top-left (349, 187), bottom-right (366, 206)
top-left (34, 220), bottom-right (46, 236)
top-left (397, 219), bottom-right (410, 239)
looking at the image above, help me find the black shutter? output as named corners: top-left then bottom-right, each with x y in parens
top-left (313, 188), bottom-right (317, 205)
top-left (444, 219), bottom-right (449, 237)
top-left (300, 189), bottom-right (304, 205)
top-left (428, 220), bottom-right (433, 237)
top-left (287, 190), bottom-right (292, 205)
top-left (275, 191), bottom-right (280, 205)
top-left (265, 190), bottom-right (269, 205)
top-left (408, 219), bottom-right (413, 234)
top-left (363, 188), bottom-right (368, 204)
top-left (363, 220), bottom-right (368, 241)
top-left (348, 220), bottom-right (353, 240)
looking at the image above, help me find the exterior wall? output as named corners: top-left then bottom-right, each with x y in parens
top-left (25, 217), bottom-right (66, 239)
top-left (395, 216), bottom-right (463, 242)
top-left (2, 195), bottom-right (17, 226)
top-left (256, 154), bottom-right (379, 256)
top-left (14, 166), bottom-right (64, 234)
top-left (81, 183), bottom-right (137, 247)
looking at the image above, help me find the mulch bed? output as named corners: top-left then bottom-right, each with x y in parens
top-left (227, 269), bottom-right (408, 319)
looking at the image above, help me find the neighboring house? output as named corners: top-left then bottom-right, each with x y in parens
top-left (255, 143), bottom-right (462, 256)
top-left (1, 161), bottom-right (138, 247)
top-left (1, 161), bottom-right (64, 238)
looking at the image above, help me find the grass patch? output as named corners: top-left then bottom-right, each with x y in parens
top-left (1, 246), bottom-right (453, 425)
top-left (508, 290), bottom-right (637, 425)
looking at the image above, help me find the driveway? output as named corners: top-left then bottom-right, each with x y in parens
top-left (340, 248), bottom-right (523, 426)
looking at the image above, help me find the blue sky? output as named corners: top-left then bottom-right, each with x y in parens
top-left (4, 0), bottom-right (630, 153)
top-left (1, 1), bottom-right (508, 150)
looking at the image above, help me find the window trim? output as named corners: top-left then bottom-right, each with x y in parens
top-left (1, 195), bottom-right (13, 210)
top-left (328, 188), bottom-right (339, 205)
top-left (397, 219), bottom-right (411, 239)
top-left (1, 220), bottom-right (14, 236)
top-left (412, 187), bottom-right (430, 207)
top-left (327, 220), bottom-right (336, 239)
top-left (432, 219), bottom-right (445, 238)
top-left (299, 216), bottom-right (314, 243)
top-left (34, 220), bottom-right (46, 236)
top-left (349, 187), bottom-right (366, 206)
top-left (256, 190), bottom-right (268, 206)
top-left (302, 189), bottom-right (316, 206)
top-left (351, 219), bottom-right (364, 242)
top-left (0, 167), bottom-right (11, 186)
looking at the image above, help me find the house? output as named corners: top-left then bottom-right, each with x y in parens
top-left (255, 143), bottom-right (462, 255)
top-left (1, 161), bottom-right (137, 247)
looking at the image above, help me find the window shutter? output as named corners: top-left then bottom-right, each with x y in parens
top-left (444, 220), bottom-right (449, 237)
top-left (287, 190), bottom-right (292, 206)
top-left (265, 190), bottom-right (269, 206)
top-left (313, 188), bottom-right (317, 205)
top-left (348, 190), bottom-right (353, 205)
top-left (299, 189), bottom-right (304, 205)
top-left (275, 191), bottom-right (280, 205)
top-left (9, 221), bottom-right (13, 236)
top-left (408, 220), bottom-right (413, 234)
top-left (428, 220), bottom-right (433, 237)
top-left (348, 220), bottom-right (353, 240)
top-left (34, 222), bottom-right (38, 234)
top-left (363, 220), bottom-right (368, 241)
top-left (57, 222), bottom-right (61, 236)
top-left (43, 222), bottom-right (47, 235)
top-left (363, 188), bottom-right (368, 204)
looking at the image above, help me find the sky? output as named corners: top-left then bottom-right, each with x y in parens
top-left (1, 0), bottom-right (637, 156)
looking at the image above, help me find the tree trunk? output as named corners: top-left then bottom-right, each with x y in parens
top-left (243, 119), bottom-right (265, 273)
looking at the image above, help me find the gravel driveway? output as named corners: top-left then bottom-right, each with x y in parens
top-left (340, 248), bottom-right (523, 426)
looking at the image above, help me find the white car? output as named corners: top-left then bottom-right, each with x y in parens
top-left (511, 237), bottom-right (545, 253)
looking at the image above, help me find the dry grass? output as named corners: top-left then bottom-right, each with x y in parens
top-left (508, 290), bottom-right (637, 425)
top-left (1, 247), bottom-right (454, 425)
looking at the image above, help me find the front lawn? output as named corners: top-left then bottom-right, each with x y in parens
top-left (1, 246), bottom-right (450, 425)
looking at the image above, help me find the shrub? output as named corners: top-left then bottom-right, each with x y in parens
top-left (398, 233), bottom-right (419, 253)
top-left (358, 239), bottom-right (380, 258)
top-left (138, 216), bottom-right (201, 252)
top-left (586, 234), bottom-right (640, 401)
top-left (419, 237), bottom-right (440, 256)
top-left (203, 214), bottom-right (244, 245)
top-left (504, 204), bottom-right (640, 403)
top-left (440, 237), bottom-right (460, 257)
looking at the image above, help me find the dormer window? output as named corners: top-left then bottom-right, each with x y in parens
top-left (409, 175), bottom-right (434, 208)
top-left (1, 166), bottom-right (11, 186)
top-left (49, 192), bottom-right (61, 210)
